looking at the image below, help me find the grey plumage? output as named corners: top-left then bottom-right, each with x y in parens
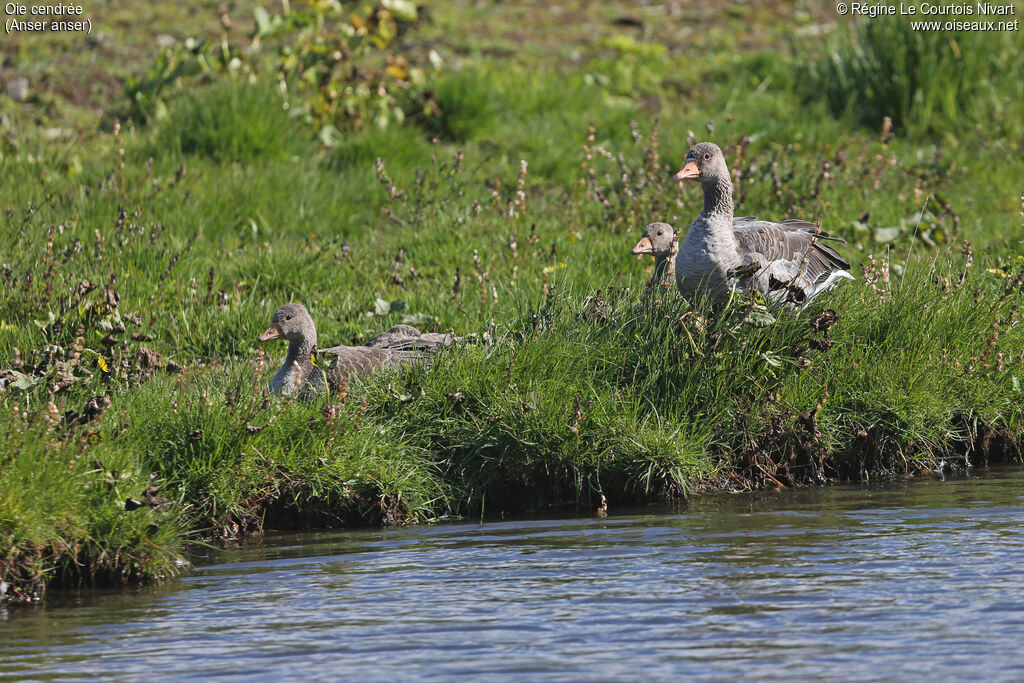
top-left (631, 222), bottom-right (676, 282)
top-left (365, 324), bottom-right (456, 352)
top-left (258, 303), bottom-right (424, 396)
top-left (672, 141), bottom-right (853, 305)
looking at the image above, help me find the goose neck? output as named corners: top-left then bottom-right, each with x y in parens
top-left (701, 177), bottom-right (734, 220)
top-left (286, 336), bottom-right (317, 372)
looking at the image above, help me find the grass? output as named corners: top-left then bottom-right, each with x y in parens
top-left (1, 1), bottom-right (1023, 598)
top-left (415, 68), bottom-right (503, 142)
top-left (155, 80), bottom-right (310, 163)
top-left (797, 16), bottom-right (1024, 139)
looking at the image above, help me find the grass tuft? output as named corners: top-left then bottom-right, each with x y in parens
top-left (415, 69), bottom-right (503, 142)
top-left (798, 18), bottom-right (1024, 138)
top-left (156, 79), bottom-right (309, 163)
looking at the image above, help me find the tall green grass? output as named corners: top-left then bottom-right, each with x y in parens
top-left (155, 79), bottom-right (309, 163)
top-left (380, 255), bottom-right (1023, 504)
top-left (799, 18), bottom-right (1024, 138)
top-left (0, 408), bottom-right (186, 593)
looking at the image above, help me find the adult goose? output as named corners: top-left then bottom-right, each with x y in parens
top-left (258, 303), bottom-right (423, 396)
top-left (673, 142), bottom-right (852, 305)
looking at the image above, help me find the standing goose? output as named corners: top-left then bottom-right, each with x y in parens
top-left (258, 303), bottom-right (423, 396)
top-left (673, 142), bottom-right (853, 305)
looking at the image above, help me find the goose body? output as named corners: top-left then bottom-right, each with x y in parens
top-left (259, 304), bottom-right (423, 396)
top-left (673, 142), bottom-right (853, 305)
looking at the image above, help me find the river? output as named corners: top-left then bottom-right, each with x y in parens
top-left (4, 467), bottom-right (1024, 681)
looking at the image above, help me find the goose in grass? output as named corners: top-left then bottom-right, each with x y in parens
top-left (673, 141), bottom-right (853, 305)
top-left (631, 222), bottom-right (676, 282)
top-left (629, 218), bottom-right (766, 279)
top-left (258, 303), bottom-right (424, 396)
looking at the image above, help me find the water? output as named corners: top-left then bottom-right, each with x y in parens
top-left (5, 467), bottom-right (1024, 682)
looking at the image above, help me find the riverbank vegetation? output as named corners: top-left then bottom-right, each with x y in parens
top-left (2, 0), bottom-right (1022, 598)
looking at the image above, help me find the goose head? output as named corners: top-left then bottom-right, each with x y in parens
top-left (674, 141), bottom-right (729, 185)
top-left (258, 303), bottom-right (317, 347)
top-left (631, 222), bottom-right (675, 258)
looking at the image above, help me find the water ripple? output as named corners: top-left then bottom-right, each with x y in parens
top-left (4, 468), bottom-right (1024, 682)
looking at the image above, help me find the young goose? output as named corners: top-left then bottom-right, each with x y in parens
top-left (673, 141), bottom-right (853, 305)
top-left (258, 303), bottom-right (422, 396)
top-left (631, 222), bottom-right (677, 282)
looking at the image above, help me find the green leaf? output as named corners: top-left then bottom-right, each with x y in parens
top-left (318, 124), bottom-right (341, 148)
top-left (10, 371), bottom-right (43, 391)
top-left (401, 312), bottom-right (434, 325)
top-left (382, 0), bottom-right (418, 21)
top-left (32, 311), bottom-right (56, 329)
top-left (1013, 376), bottom-right (1022, 393)
top-left (95, 310), bottom-right (123, 333)
top-left (874, 226), bottom-right (902, 243)
top-left (253, 7), bottom-right (272, 36)
top-left (744, 309), bottom-right (777, 328)
top-left (374, 297), bottom-right (391, 315)
top-left (314, 351), bottom-right (339, 370)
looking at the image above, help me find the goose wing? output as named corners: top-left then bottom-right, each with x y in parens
top-left (366, 337), bottom-right (451, 352)
top-left (367, 325), bottom-right (456, 351)
top-left (735, 216), bottom-right (848, 244)
top-left (318, 345), bottom-right (424, 379)
top-left (733, 220), bottom-right (852, 302)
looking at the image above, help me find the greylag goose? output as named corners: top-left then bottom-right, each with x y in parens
top-left (673, 141), bottom-right (853, 305)
top-left (366, 324), bottom-right (455, 351)
top-left (629, 218), bottom-right (762, 279)
top-left (258, 303), bottom-right (423, 396)
top-left (631, 222), bottom-right (676, 282)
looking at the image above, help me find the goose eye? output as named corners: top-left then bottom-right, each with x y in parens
top-left (703, 153), bottom-right (711, 160)
top-left (285, 315), bottom-right (293, 321)
top-left (656, 230), bottom-right (663, 236)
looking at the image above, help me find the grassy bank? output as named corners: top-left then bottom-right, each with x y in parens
top-left (2, 1), bottom-right (1023, 598)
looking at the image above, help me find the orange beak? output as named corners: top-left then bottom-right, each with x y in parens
top-left (631, 236), bottom-right (654, 255)
top-left (674, 160), bottom-right (700, 181)
top-left (258, 323), bottom-right (282, 342)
